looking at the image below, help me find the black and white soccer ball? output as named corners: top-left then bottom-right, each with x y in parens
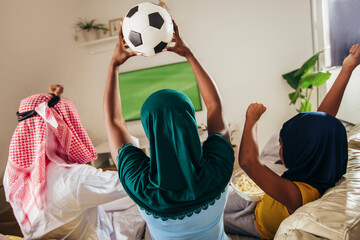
top-left (122, 2), bottom-right (173, 57)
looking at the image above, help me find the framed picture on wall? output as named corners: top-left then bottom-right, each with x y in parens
top-left (109, 18), bottom-right (123, 36)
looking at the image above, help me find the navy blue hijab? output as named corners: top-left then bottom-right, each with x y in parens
top-left (280, 112), bottom-right (348, 195)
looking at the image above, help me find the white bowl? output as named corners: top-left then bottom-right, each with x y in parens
top-left (230, 169), bottom-right (264, 202)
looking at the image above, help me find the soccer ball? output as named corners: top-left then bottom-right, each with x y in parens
top-left (122, 2), bottom-right (174, 57)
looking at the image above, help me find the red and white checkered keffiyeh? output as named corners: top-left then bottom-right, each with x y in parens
top-left (6, 93), bottom-right (97, 231)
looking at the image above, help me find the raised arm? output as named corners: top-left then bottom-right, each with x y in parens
top-left (318, 44), bottom-right (360, 116)
top-left (103, 24), bottom-right (138, 163)
top-left (166, 21), bottom-right (229, 141)
top-left (239, 103), bottom-right (302, 214)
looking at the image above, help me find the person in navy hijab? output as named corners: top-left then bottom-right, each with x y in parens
top-left (224, 44), bottom-right (360, 239)
top-left (280, 111), bottom-right (348, 195)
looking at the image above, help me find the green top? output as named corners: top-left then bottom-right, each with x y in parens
top-left (117, 89), bottom-right (234, 220)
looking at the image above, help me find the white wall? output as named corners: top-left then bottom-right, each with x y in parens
top-left (0, 0), bottom-right (313, 183)
top-left (325, 67), bottom-right (360, 124)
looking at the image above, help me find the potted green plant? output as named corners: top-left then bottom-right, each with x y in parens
top-left (282, 50), bottom-right (331, 112)
top-left (73, 18), bottom-right (109, 42)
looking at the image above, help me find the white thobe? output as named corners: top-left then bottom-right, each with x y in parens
top-left (4, 162), bottom-right (142, 240)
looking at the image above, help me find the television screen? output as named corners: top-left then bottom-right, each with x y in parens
top-left (119, 61), bottom-right (202, 121)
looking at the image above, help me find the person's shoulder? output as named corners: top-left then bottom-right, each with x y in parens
top-left (58, 164), bottom-right (117, 183)
top-left (203, 132), bottom-right (233, 152)
top-left (204, 132), bottom-right (231, 144)
top-left (202, 132), bottom-right (234, 168)
top-left (293, 182), bottom-right (320, 204)
top-left (117, 143), bottom-right (148, 163)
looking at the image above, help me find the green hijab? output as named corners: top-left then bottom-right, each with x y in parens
top-left (118, 89), bottom-right (234, 220)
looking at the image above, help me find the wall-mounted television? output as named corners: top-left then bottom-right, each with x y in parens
top-left (119, 61), bottom-right (202, 121)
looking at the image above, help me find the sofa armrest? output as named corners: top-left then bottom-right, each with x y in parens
top-left (276, 229), bottom-right (327, 240)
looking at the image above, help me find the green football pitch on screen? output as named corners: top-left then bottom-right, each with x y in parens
top-left (119, 61), bottom-right (202, 121)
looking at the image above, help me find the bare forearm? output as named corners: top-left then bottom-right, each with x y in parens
top-left (103, 23), bottom-right (138, 162)
top-left (103, 61), bottom-right (123, 124)
top-left (319, 44), bottom-right (360, 116)
top-left (239, 119), bottom-right (302, 212)
top-left (318, 68), bottom-right (353, 116)
top-left (238, 120), bottom-right (261, 172)
top-left (186, 52), bottom-right (222, 110)
top-left (165, 20), bottom-right (228, 137)
top-left (103, 60), bottom-right (133, 161)
top-left (186, 52), bottom-right (229, 138)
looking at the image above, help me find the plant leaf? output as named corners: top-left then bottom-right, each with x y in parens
top-left (294, 50), bottom-right (324, 77)
top-left (288, 92), bottom-right (299, 105)
top-left (300, 101), bottom-right (312, 112)
top-left (300, 71), bottom-right (331, 88)
top-left (73, 18), bottom-right (109, 40)
top-left (311, 72), bottom-right (331, 87)
top-left (282, 69), bottom-right (301, 90)
top-left (300, 78), bottom-right (312, 88)
top-left (89, 19), bottom-right (95, 28)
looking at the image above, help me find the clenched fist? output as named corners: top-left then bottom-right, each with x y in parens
top-left (246, 103), bottom-right (266, 123)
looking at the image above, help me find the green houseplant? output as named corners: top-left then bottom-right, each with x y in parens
top-left (73, 18), bottom-right (109, 41)
top-left (282, 50), bottom-right (331, 112)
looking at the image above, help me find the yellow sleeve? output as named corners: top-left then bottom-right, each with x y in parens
top-left (254, 182), bottom-right (320, 239)
top-left (293, 182), bottom-right (320, 205)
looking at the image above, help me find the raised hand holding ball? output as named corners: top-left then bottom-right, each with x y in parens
top-left (122, 2), bottom-right (174, 57)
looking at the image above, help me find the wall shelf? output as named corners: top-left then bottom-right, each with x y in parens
top-left (80, 36), bottom-right (118, 54)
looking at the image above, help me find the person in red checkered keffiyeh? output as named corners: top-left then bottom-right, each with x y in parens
top-left (3, 85), bottom-right (145, 239)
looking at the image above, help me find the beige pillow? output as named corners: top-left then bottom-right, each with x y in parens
top-left (275, 229), bottom-right (327, 239)
top-left (348, 124), bottom-right (360, 150)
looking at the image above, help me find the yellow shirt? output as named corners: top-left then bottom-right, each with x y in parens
top-left (254, 182), bottom-right (320, 239)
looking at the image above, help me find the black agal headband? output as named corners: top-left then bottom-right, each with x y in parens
top-left (16, 94), bottom-right (60, 122)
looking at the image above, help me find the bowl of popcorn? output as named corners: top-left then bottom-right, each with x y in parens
top-left (230, 169), bottom-right (264, 201)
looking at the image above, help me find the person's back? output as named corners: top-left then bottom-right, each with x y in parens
top-left (103, 20), bottom-right (234, 239)
top-left (139, 187), bottom-right (229, 240)
top-left (116, 95), bottom-right (234, 239)
top-left (20, 163), bottom-right (122, 239)
top-left (3, 88), bottom-right (134, 239)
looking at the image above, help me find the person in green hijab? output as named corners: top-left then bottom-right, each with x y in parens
top-left (103, 20), bottom-right (234, 240)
